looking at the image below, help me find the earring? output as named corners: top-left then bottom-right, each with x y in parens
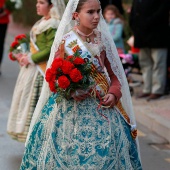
top-left (76, 18), bottom-right (80, 26)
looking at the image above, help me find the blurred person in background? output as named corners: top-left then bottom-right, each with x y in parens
top-left (103, 4), bottom-right (124, 54)
top-left (100, 0), bottom-right (124, 14)
top-left (130, 0), bottom-right (170, 101)
top-left (7, 0), bottom-right (65, 142)
top-left (0, 0), bottom-right (10, 75)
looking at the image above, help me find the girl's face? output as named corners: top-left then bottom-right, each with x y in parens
top-left (36, 0), bottom-right (52, 17)
top-left (73, 0), bottom-right (101, 31)
top-left (104, 10), bottom-right (116, 23)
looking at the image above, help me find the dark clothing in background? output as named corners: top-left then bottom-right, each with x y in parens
top-left (129, 0), bottom-right (169, 48)
top-left (0, 0), bottom-right (10, 67)
top-left (129, 0), bottom-right (170, 96)
top-left (100, 0), bottom-right (124, 14)
top-left (0, 24), bottom-right (8, 64)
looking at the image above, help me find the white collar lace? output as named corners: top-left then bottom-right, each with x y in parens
top-left (30, 17), bottom-right (60, 42)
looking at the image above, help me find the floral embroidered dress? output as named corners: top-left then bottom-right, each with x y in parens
top-left (20, 30), bottom-right (142, 170)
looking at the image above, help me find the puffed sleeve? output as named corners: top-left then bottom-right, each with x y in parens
top-left (31, 28), bottom-right (56, 63)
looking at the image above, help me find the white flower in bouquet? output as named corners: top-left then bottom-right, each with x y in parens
top-left (13, 0), bottom-right (22, 9)
top-left (5, 0), bottom-right (22, 11)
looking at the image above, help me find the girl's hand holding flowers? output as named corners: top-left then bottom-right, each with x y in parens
top-left (8, 34), bottom-right (30, 63)
top-left (18, 54), bottom-right (29, 66)
top-left (102, 93), bottom-right (116, 108)
top-left (13, 53), bottom-right (22, 61)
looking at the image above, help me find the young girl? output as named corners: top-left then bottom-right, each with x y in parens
top-left (20, 0), bottom-right (142, 169)
top-left (7, 0), bottom-right (65, 142)
top-left (104, 4), bottom-right (125, 54)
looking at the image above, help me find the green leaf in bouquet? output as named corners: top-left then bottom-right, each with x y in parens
top-left (5, 0), bottom-right (22, 12)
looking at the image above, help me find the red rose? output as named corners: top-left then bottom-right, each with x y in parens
top-left (51, 58), bottom-right (63, 70)
top-left (69, 68), bottom-right (83, 82)
top-left (73, 57), bottom-right (85, 65)
top-left (50, 66), bottom-right (59, 75)
top-left (11, 41), bottom-right (19, 48)
top-left (15, 34), bottom-right (26, 41)
top-left (49, 81), bottom-right (56, 93)
top-left (58, 75), bottom-right (70, 89)
top-left (66, 55), bottom-right (74, 61)
top-left (61, 60), bottom-right (74, 74)
top-left (8, 52), bottom-right (16, 61)
top-left (45, 68), bottom-right (56, 82)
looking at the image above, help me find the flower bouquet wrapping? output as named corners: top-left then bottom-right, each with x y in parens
top-left (45, 51), bottom-right (95, 103)
top-left (5, 0), bottom-right (22, 12)
top-left (9, 34), bottom-right (30, 61)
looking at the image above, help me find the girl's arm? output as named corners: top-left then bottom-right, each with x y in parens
top-left (20, 28), bottom-right (56, 66)
top-left (31, 28), bottom-right (56, 63)
top-left (97, 50), bottom-right (122, 107)
top-left (104, 53), bottom-right (122, 103)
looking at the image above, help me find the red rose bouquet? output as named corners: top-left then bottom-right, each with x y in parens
top-left (45, 52), bottom-right (95, 102)
top-left (9, 34), bottom-right (30, 61)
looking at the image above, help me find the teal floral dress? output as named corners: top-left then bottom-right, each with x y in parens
top-left (20, 93), bottom-right (142, 170)
top-left (20, 35), bottom-right (142, 170)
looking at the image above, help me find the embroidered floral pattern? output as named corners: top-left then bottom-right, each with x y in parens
top-left (20, 94), bottom-right (142, 170)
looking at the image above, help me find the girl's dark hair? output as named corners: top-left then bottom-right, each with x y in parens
top-left (72, 0), bottom-right (88, 20)
top-left (47, 0), bottom-right (52, 5)
top-left (76, 0), bottom-right (89, 12)
top-left (76, 0), bottom-right (101, 12)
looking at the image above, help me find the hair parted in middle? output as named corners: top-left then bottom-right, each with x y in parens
top-left (76, 0), bottom-right (100, 12)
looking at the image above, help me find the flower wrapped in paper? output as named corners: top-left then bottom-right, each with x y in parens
top-left (8, 34), bottom-right (30, 61)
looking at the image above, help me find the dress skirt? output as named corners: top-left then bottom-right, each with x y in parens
top-left (20, 92), bottom-right (142, 170)
top-left (7, 65), bottom-right (43, 142)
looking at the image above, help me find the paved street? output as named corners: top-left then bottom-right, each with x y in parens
top-left (0, 40), bottom-right (24, 170)
top-left (0, 24), bottom-right (170, 170)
